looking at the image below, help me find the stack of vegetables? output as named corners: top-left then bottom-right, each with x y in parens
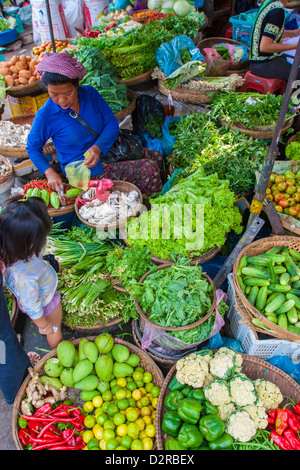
top-left (126, 168), bottom-right (243, 260)
top-left (167, 112), bottom-right (267, 196)
top-left (162, 348), bottom-right (285, 450)
top-left (236, 245), bottom-right (300, 336)
top-left (23, 179), bottom-right (82, 210)
top-left (265, 169), bottom-right (300, 220)
top-left (77, 14), bottom-right (204, 80)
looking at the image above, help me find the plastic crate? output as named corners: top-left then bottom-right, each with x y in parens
top-left (229, 9), bottom-right (291, 47)
top-left (226, 274), bottom-right (300, 360)
top-left (0, 28), bottom-right (17, 46)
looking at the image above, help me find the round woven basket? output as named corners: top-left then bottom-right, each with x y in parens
top-left (0, 114), bottom-right (55, 159)
top-left (0, 155), bottom-right (13, 184)
top-left (75, 180), bottom-right (143, 231)
top-left (219, 117), bottom-right (294, 140)
top-left (196, 37), bottom-right (250, 74)
top-left (117, 69), bottom-right (153, 87)
top-left (232, 235), bottom-right (300, 342)
top-left (129, 9), bottom-right (155, 22)
top-left (155, 353), bottom-right (300, 450)
top-left (158, 79), bottom-right (215, 105)
top-left (62, 315), bottom-right (124, 334)
top-left (12, 336), bottom-right (164, 450)
top-left (135, 264), bottom-right (216, 332)
top-left (8, 79), bottom-right (43, 97)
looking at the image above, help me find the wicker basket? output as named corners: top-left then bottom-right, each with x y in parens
top-left (219, 117), bottom-right (294, 140)
top-left (62, 315), bottom-right (124, 335)
top-left (155, 354), bottom-right (300, 450)
top-left (75, 180), bottom-right (143, 231)
top-left (0, 155), bottom-right (13, 184)
top-left (114, 90), bottom-right (136, 122)
top-left (12, 336), bottom-right (164, 450)
top-left (117, 69), bottom-right (153, 87)
top-left (232, 235), bottom-right (300, 342)
top-left (158, 78), bottom-right (215, 105)
top-left (8, 79), bottom-right (43, 97)
top-left (0, 114), bottom-right (55, 159)
top-left (135, 264), bottom-right (216, 332)
top-left (196, 37), bottom-right (250, 75)
top-left (129, 9), bottom-right (155, 22)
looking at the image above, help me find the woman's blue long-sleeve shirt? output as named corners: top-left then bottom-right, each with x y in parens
top-left (26, 85), bottom-right (119, 177)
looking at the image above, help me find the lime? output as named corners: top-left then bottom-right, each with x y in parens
top-left (115, 388), bottom-right (127, 400)
top-left (150, 386), bottom-right (160, 398)
top-left (132, 370), bottom-right (144, 382)
top-left (87, 438), bottom-right (100, 450)
top-left (113, 412), bottom-right (126, 426)
top-left (103, 428), bottom-right (115, 442)
top-left (143, 372), bottom-right (153, 384)
top-left (96, 412), bottom-right (108, 426)
top-left (127, 381), bottom-right (137, 392)
top-left (117, 398), bottom-right (129, 410)
top-left (131, 439), bottom-right (143, 450)
top-left (103, 419), bottom-right (116, 430)
top-left (107, 403), bottom-right (119, 417)
top-left (102, 390), bottom-right (113, 402)
top-left (120, 435), bottom-right (133, 449)
top-left (106, 438), bottom-right (119, 450)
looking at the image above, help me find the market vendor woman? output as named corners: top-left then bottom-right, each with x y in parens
top-left (250, 0), bottom-right (300, 81)
top-left (26, 52), bottom-right (119, 192)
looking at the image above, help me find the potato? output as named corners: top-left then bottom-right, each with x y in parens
top-left (13, 79), bottom-right (20, 86)
top-left (28, 76), bottom-right (38, 83)
top-left (15, 61), bottom-right (27, 71)
top-left (29, 58), bottom-right (39, 72)
top-left (19, 70), bottom-right (31, 80)
top-left (9, 65), bottom-right (18, 74)
top-left (9, 55), bottom-right (19, 65)
top-left (18, 77), bottom-right (28, 85)
top-left (12, 73), bottom-right (18, 79)
top-left (4, 75), bottom-right (14, 87)
top-left (0, 67), bottom-right (11, 76)
top-left (19, 54), bottom-right (27, 62)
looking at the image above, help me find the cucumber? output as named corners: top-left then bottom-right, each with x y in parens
top-left (247, 256), bottom-right (271, 267)
top-left (287, 307), bottom-right (298, 324)
top-left (283, 251), bottom-right (298, 277)
top-left (243, 277), bottom-right (270, 287)
top-left (278, 313), bottom-right (288, 330)
top-left (274, 299), bottom-right (295, 315)
top-left (241, 267), bottom-right (270, 279)
top-left (288, 249), bottom-right (300, 263)
top-left (279, 273), bottom-right (290, 286)
top-left (251, 318), bottom-right (270, 330)
top-left (266, 314), bottom-right (278, 324)
top-left (247, 286), bottom-right (259, 306)
top-left (256, 286), bottom-right (268, 311)
top-left (286, 293), bottom-right (300, 310)
top-left (273, 266), bottom-right (287, 275)
top-left (265, 293), bottom-right (285, 314)
top-left (287, 325), bottom-right (300, 335)
top-left (268, 284), bottom-right (292, 293)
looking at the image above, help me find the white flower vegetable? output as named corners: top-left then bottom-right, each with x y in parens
top-left (175, 352), bottom-right (210, 388)
top-left (204, 379), bottom-right (231, 406)
top-left (209, 347), bottom-right (243, 380)
top-left (243, 403), bottom-right (269, 430)
top-left (228, 374), bottom-right (258, 407)
top-left (227, 410), bottom-right (257, 442)
top-left (254, 379), bottom-right (283, 411)
top-left (217, 403), bottom-right (236, 422)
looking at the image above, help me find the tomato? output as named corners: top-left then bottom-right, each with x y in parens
top-left (286, 185), bottom-right (296, 195)
top-left (278, 198), bottom-right (289, 208)
top-left (287, 197), bottom-right (296, 206)
top-left (275, 205), bottom-right (283, 213)
top-left (271, 183), bottom-right (278, 192)
top-left (288, 206), bottom-right (299, 217)
top-left (286, 178), bottom-right (296, 186)
top-left (270, 173), bottom-right (277, 183)
top-left (274, 192), bottom-right (284, 202)
top-left (266, 187), bottom-right (271, 194)
top-left (284, 170), bottom-right (296, 180)
top-left (275, 175), bottom-right (286, 184)
top-left (265, 194), bottom-right (274, 202)
top-left (277, 182), bottom-right (287, 192)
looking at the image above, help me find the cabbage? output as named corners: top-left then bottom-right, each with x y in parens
top-left (161, 7), bottom-right (174, 13)
top-left (162, 0), bottom-right (174, 8)
top-left (147, 0), bottom-right (163, 10)
top-left (173, 0), bottom-right (192, 15)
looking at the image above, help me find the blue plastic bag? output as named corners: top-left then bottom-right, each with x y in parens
top-left (156, 35), bottom-right (205, 77)
top-left (161, 116), bottom-right (181, 157)
top-left (268, 355), bottom-right (300, 385)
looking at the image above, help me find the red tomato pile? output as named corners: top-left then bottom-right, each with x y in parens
top-left (266, 170), bottom-right (300, 219)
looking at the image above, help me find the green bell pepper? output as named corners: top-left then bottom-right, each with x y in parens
top-left (168, 376), bottom-right (185, 392)
top-left (177, 398), bottom-right (202, 425)
top-left (164, 390), bottom-right (184, 411)
top-left (181, 385), bottom-right (193, 397)
top-left (199, 414), bottom-right (225, 441)
top-left (165, 438), bottom-right (186, 450)
top-left (208, 433), bottom-right (234, 450)
top-left (162, 411), bottom-right (182, 437)
top-left (187, 388), bottom-right (205, 402)
top-left (202, 400), bottom-right (219, 415)
top-left (178, 423), bottom-right (203, 449)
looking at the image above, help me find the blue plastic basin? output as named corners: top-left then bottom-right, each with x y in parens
top-left (0, 28), bottom-right (17, 46)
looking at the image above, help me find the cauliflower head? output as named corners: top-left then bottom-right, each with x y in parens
top-left (176, 353), bottom-right (210, 388)
top-left (227, 410), bottom-right (257, 442)
top-left (243, 403), bottom-right (268, 430)
top-left (254, 379), bottom-right (283, 411)
top-left (217, 402), bottom-right (236, 422)
top-left (228, 374), bottom-right (258, 407)
top-left (204, 379), bottom-right (231, 406)
top-left (209, 347), bottom-right (243, 380)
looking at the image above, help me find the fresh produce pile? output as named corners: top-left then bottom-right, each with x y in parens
top-left (236, 245), bottom-right (300, 335)
top-left (0, 119), bottom-right (32, 148)
top-left (286, 140), bottom-right (300, 161)
top-left (77, 13), bottom-right (204, 80)
top-left (17, 333), bottom-right (161, 450)
top-left (265, 170), bottom-right (300, 219)
top-left (0, 54), bottom-right (39, 88)
top-left (168, 112), bottom-right (267, 196)
top-left (126, 168), bottom-right (243, 260)
top-left (162, 348), bottom-right (285, 450)
top-left (23, 179), bottom-right (81, 210)
top-left (0, 16), bottom-right (16, 32)
top-left (32, 39), bottom-right (71, 57)
top-left (148, 0), bottom-right (197, 16)
top-left (267, 402), bottom-right (300, 450)
top-left (209, 92), bottom-right (295, 130)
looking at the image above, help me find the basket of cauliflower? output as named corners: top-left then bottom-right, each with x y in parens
top-left (155, 347), bottom-right (300, 450)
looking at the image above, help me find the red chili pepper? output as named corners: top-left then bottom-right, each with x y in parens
top-left (270, 431), bottom-right (293, 450)
top-left (27, 422), bottom-right (42, 433)
top-left (18, 429), bottom-right (30, 446)
top-left (275, 408), bottom-right (289, 434)
top-left (268, 409), bottom-right (277, 419)
top-left (28, 434), bottom-right (62, 445)
top-left (283, 429), bottom-right (300, 450)
top-left (37, 421), bottom-right (58, 438)
top-left (32, 428), bottom-right (76, 450)
top-left (267, 417), bottom-right (275, 425)
top-left (286, 409), bottom-right (300, 433)
top-left (293, 403), bottom-right (300, 416)
top-left (33, 403), bottom-right (53, 416)
top-left (48, 443), bottom-right (85, 450)
top-left (21, 414), bottom-right (53, 422)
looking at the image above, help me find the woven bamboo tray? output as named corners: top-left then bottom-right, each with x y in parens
top-left (117, 69), bottom-right (153, 87)
top-left (62, 314), bottom-right (124, 334)
top-left (158, 78), bottom-right (215, 105)
top-left (75, 180), bottom-right (143, 231)
top-left (12, 336), bottom-right (164, 450)
top-left (0, 114), bottom-right (55, 159)
top-left (135, 264), bottom-right (216, 332)
top-left (196, 37), bottom-right (250, 75)
top-left (232, 235), bottom-right (300, 342)
top-left (219, 116), bottom-right (294, 140)
top-left (155, 353), bottom-right (300, 450)
top-left (129, 9), bottom-right (154, 22)
top-left (8, 79), bottom-right (43, 97)
top-left (0, 155), bottom-right (13, 184)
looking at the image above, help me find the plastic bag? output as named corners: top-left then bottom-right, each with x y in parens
top-left (141, 289), bottom-right (227, 351)
top-left (65, 160), bottom-right (91, 190)
top-left (161, 115), bottom-right (181, 157)
top-left (77, 178), bottom-right (114, 207)
top-left (63, 0), bottom-right (84, 38)
top-left (156, 35), bottom-right (205, 77)
top-left (132, 94), bottom-right (165, 154)
top-left (102, 129), bottom-right (144, 164)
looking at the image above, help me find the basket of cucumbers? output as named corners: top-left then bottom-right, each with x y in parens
top-left (22, 179), bottom-right (82, 217)
top-left (232, 236), bottom-right (300, 342)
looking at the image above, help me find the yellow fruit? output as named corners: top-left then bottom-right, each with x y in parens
top-left (145, 424), bottom-right (155, 438)
top-left (140, 406), bottom-right (151, 417)
top-left (152, 397), bottom-right (158, 409)
top-left (131, 439), bottom-right (143, 450)
top-left (142, 437), bottom-right (154, 450)
top-left (127, 422), bottom-right (140, 439)
top-left (132, 389), bottom-right (143, 401)
top-left (140, 396), bottom-right (150, 407)
top-left (115, 388), bottom-right (127, 400)
top-left (93, 424), bottom-right (104, 441)
top-left (116, 377), bottom-right (127, 388)
top-left (142, 415), bottom-right (152, 426)
top-left (82, 430), bottom-right (94, 444)
top-left (126, 408), bottom-right (139, 422)
top-left (99, 439), bottom-right (107, 450)
top-left (84, 415), bottom-right (96, 429)
top-left (139, 430), bottom-right (147, 440)
top-left (92, 395), bottom-right (104, 408)
top-left (135, 418), bottom-right (146, 431)
top-left (116, 423), bottom-right (128, 437)
top-left (83, 401), bottom-right (94, 413)
top-left (139, 387), bottom-right (147, 395)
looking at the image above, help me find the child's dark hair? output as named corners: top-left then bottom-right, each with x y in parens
top-left (41, 71), bottom-right (79, 89)
top-left (0, 195), bottom-right (52, 266)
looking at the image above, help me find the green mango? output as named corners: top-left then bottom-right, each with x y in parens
top-left (50, 191), bottom-right (60, 210)
top-left (74, 375), bottom-right (99, 391)
top-left (80, 390), bottom-right (100, 401)
top-left (97, 380), bottom-right (110, 394)
top-left (126, 353), bottom-right (140, 368)
top-left (73, 358), bottom-right (93, 383)
top-left (40, 375), bottom-right (63, 390)
top-left (111, 344), bottom-right (130, 363)
top-left (94, 333), bottom-right (114, 354)
top-left (26, 188), bottom-right (33, 197)
top-left (72, 349), bottom-right (79, 368)
top-left (78, 338), bottom-right (89, 361)
top-left (83, 341), bottom-right (99, 363)
top-left (31, 188), bottom-right (41, 198)
top-left (56, 340), bottom-right (76, 368)
top-left (113, 362), bottom-right (134, 379)
top-left (95, 354), bottom-right (113, 382)
top-left (41, 189), bottom-right (50, 206)
top-left (44, 358), bottom-right (64, 378)
top-left (60, 368), bottom-right (75, 388)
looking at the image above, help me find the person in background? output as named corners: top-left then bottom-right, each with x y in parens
top-left (26, 52), bottom-right (119, 192)
top-left (250, 0), bottom-right (300, 81)
top-left (0, 196), bottom-right (63, 349)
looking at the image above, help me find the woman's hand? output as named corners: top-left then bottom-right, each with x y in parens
top-left (84, 145), bottom-right (101, 168)
top-left (44, 167), bottom-right (64, 192)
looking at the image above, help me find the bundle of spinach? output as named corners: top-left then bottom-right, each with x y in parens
top-left (132, 256), bottom-right (214, 329)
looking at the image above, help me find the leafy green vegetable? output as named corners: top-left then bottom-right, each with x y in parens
top-left (285, 141), bottom-right (300, 161)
